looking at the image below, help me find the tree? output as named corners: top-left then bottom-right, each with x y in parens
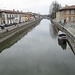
top-left (49, 1), bottom-right (61, 19)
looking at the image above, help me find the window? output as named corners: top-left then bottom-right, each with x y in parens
top-left (13, 14), bottom-right (15, 17)
top-left (71, 10), bottom-right (74, 14)
top-left (66, 10), bottom-right (69, 14)
top-left (0, 13), bottom-right (2, 18)
top-left (11, 14), bottom-right (13, 17)
top-left (8, 14), bottom-right (10, 18)
top-left (7, 14), bottom-right (8, 18)
top-left (15, 14), bottom-right (18, 17)
top-left (10, 15), bottom-right (11, 18)
top-left (61, 11), bottom-right (64, 15)
top-left (2, 14), bottom-right (5, 18)
top-left (74, 18), bottom-right (75, 20)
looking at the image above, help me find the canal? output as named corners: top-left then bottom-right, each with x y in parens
top-left (0, 19), bottom-right (75, 75)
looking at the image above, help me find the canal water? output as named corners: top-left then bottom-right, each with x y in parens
top-left (0, 19), bottom-right (75, 75)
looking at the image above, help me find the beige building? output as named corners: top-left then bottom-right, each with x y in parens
top-left (56, 11), bottom-right (61, 22)
top-left (58, 5), bottom-right (75, 23)
top-left (25, 12), bottom-right (33, 22)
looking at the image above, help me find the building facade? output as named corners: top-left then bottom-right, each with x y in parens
top-left (0, 9), bottom-right (25, 25)
top-left (59, 5), bottom-right (75, 23)
top-left (25, 12), bottom-right (32, 22)
top-left (56, 11), bottom-right (61, 22)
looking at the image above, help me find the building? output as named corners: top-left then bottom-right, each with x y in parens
top-left (25, 12), bottom-right (40, 22)
top-left (33, 13), bottom-right (40, 19)
top-left (0, 9), bottom-right (25, 25)
top-left (25, 12), bottom-right (33, 22)
top-left (56, 11), bottom-right (61, 22)
top-left (58, 5), bottom-right (75, 23)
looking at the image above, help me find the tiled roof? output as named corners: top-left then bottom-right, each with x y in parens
top-left (25, 12), bottom-right (33, 15)
top-left (0, 9), bottom-right (25, 14)
top-left (59, 5), bottom-right (75, 11)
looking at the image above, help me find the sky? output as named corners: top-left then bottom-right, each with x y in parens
top-left (0, 0), bottom-right (75, 15)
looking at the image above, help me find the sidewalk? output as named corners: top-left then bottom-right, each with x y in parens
top-left (0, 18), bottom-right (41, 34)
top-left (65, 23), bottom-right (75, 35)
top-left (0, 21), bottom-right (32, 33)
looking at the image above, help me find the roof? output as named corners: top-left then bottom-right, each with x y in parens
top-left (25, 12), bottom-right (33, 15)
top-left (0, 9), bottom-right (25, 14)
top-left (59, 5), bottom-right (75, 11)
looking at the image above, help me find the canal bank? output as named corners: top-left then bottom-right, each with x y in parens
top-left (51, 19), bottom-right (75, 41)
top-left (0, 23), bottom-right (37, 53)
top-left (51, 19), bottom-right (75, 53)
top-left (0, 18), bottom-right (42, 43)
top-left (0, 19), bottom-right (75, 75)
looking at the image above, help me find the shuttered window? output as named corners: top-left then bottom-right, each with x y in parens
top-left (71, 10), bottom-right (74, 14)
top-left (66, 10), bottom-right (69, 14)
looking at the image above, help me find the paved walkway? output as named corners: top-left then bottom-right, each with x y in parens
top-left (65, 23), bottom-right (75, 35)
top-left (0, 20), bottom-right (34, 33)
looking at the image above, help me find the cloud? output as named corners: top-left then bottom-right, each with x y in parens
top-left (0, 0), bottom-right (75, 14)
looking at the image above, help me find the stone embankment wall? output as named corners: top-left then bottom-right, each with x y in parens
top-left (51, 19), bottom-right (75, 42)
top-left (0, 18), bottom-right (42, 43)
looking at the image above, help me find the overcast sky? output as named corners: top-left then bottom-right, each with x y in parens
top-left (0, 0), bottom-right (75, 15)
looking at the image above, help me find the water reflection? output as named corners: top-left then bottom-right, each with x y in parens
top-left (50, 22), bottom-right (75, 55)
top-left (67, 35), bottom-right (75, 55)
top-left (58, 39), bottom-right (67, 50)
top-left (0, 23), bottom-right (40, 53)
top-left (67, 41), bottom-right (75, 55)
top-left (50, 23), bottom-right (68, 50)
top-left (0, 19), bottom-right (75, 75)
top-left (49, 23), bottom-right (58, 39)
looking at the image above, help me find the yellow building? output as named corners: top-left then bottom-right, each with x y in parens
top-left (25, 12), bottom-right (32, 22)
top-left (56, 11), bottom-right (61, 22)
top-left (59, 5), bottom-right (75, 23)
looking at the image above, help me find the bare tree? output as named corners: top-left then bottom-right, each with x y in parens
top-left (49, 1), bottom-right (61, 19)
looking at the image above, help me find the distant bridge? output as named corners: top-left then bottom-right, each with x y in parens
top-left (41, 15), bottom-right (50, 19)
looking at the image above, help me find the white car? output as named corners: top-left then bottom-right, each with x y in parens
top-left (0, 24), bottom-right (5, 29)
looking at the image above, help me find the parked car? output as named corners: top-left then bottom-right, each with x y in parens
top-left (13, 23), bottom-right (17, 25)
top-left (5, 23), bottom-right (17, 27)
top-left (5, 24), bottom-right (9, 27)
top-left (0, 24), bottom-right (5, 29)
top-left (58, 31), bottom-right (67, 43)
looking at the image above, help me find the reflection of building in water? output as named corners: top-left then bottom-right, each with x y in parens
top-left (58, 39), bottom-right (67, 50)
top-left (0, 23), bottom-right (39, 53)
top-left (49, 23), bottom-right (59, 39)
top-left (67, 41), bottom-right (75, 55)
top-left (67, 35), bottom-right (75, 55)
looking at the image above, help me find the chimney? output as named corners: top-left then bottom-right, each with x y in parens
top-left (13, 9), bottom-right (15, 11)
top-left (17, 10), bottom-right (19, 12)
top-left (20, 10), bottom-right (22, 12)
top-left (65, 5), bottom-right (69, 7)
